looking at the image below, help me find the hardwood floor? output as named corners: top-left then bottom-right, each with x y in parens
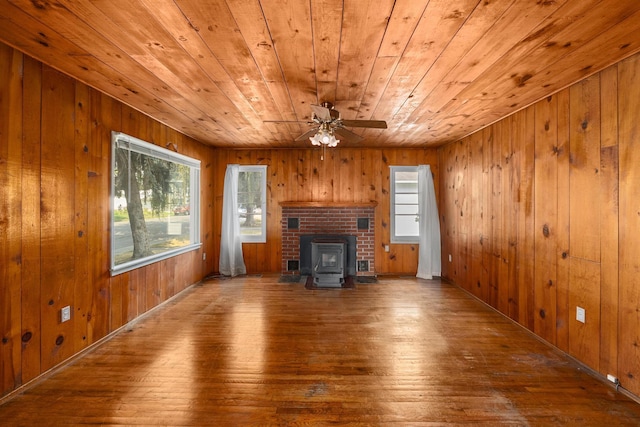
top-left (1, 275), bottom-right (639, 425)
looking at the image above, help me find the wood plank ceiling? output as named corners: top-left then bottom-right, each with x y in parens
top-left (2, 0), bottom-right (640, 148)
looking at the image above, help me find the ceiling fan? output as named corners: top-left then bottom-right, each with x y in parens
top-left (274, 102), bottom-right (387, 145)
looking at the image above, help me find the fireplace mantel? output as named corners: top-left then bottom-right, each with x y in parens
top-left (279, 201), bottom-right (377, 208)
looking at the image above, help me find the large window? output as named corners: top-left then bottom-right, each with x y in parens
top-left (238, 165), bottom-right (267, 243)
top-left (111, 132), bottom-right (200, 275)
top-left (390, 166), bottom-right (419, 243)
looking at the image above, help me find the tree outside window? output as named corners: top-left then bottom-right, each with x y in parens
top-left (238, 165), bottom-right (267, 243)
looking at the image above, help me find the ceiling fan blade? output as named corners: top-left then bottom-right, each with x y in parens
top-left (340, 119), bottom-right (387, 129)
top-left (295, 128), bottom-right (319, 142)
top-left (311, 104), bottom-right (332, 121)
top-left (263, 120), bottom-right (309, 124)
top-left (334, 127), bottom-right (364, 143)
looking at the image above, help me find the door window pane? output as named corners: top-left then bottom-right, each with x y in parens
top-left (390, 166), bottom-right (419, 243)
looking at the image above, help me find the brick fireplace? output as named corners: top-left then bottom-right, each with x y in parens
top-left (280, 202), bottom-right (376, 277)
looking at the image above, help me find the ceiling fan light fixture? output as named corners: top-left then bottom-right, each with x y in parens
top-left (309, 129), bottom-right (340, 147)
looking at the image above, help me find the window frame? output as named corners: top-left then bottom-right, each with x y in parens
top-left (238, 165), bottom-right (267, 243)
top-left (110, 131), bottom-right (201, 275)
top-left (390, 165), bottom-right (420, 244)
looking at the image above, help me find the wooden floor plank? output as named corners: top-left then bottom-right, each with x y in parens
top-left (1, 275), bottom-right (639, 425)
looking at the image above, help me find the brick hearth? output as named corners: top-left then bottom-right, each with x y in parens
top-left (280, 202), bottom-right (376, 277)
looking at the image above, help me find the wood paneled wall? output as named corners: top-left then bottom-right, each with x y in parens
top-left (438, 52), bottom-right (640, 397)
top-left (0, 44), bottom-right (216, 398)
top-left (212, 148), bottom-right (439, 275)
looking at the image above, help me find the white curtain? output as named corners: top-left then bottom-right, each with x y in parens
top-left (417, 165), bottom-right (441, 279)
top-left (219, 164), bottom-right (246, 277)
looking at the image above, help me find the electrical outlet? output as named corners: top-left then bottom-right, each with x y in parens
top-left (61, 306), bottom-right (71, 323)
top-left (449, 254), bottom-right (452, 262)
top-left (202, 252), bottom-right (206, 260)
top-left (576, 306), bottom-right (586, 324)
top-left (385, 245), bottom-right (390, 252)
